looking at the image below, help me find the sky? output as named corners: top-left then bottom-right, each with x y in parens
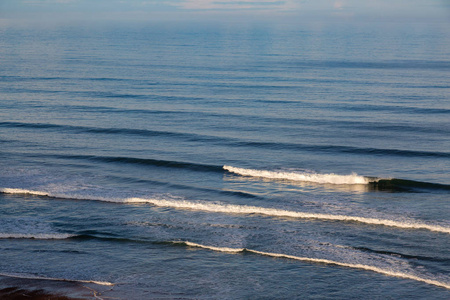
top-left (0, 0), bottom-right (449, 23)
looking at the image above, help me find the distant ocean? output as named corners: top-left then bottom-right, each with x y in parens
top-left (0, 20), bottom-right (449, 299)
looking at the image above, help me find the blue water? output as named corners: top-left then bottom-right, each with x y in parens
top-left (1, 20), bottom-right (449, 299)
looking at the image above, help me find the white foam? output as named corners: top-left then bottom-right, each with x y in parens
top-left (180, 241), bottom-right (450, 290)
top-left (0, 233), bottom-right (74, 240)
top-left (1, 188), bottom-right (50, 196)
top-left (3, 188), bottom-right (449, 234)
top-left (223, 165), bottom-right (372, 185)
top-left (126, 197), bottom-right (450, 234)
top-left (0, 188), bottom-right (123, 203)
top-left (180, 241), bottom-right (243, 253)
top-left (0, 272), bottom-right (114, 286)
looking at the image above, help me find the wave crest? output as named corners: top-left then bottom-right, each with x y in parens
top-left (0, 233), bottom-right (74, 240)
top-left (0, 272), bottom-right (113, 286)
top-left (2, 188), bottom-right (448, 234)
top-left (223, 166), bottom-right (372, 185)
top-left (173, 241), bottom-right (450, 290)
top-left (126, 198), bottom-right (450, 234)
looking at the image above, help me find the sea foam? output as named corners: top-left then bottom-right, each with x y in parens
top-left (223, 165), bottom-right (372, 184)
top-left (0, 233), bottom-right (74, 240)
top-left (0, 272), bottom-right (113, 286)
top-left (2, 188), bottom-right (449, 234)
top-left (175, 241), bottom-right (450, 290)
top-left (125, 198), bottom-right (450, 234)
top-left (0, 273), bottom-right (114, 286)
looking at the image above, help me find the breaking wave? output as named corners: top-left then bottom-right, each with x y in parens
top-left (224, 166), bottom-right (450, 191)
top-left (2, 188), bottom-right (449, 234)
top-left (0, 233), bottom-right (74, 240)
top-left (0, 272), bottom-right (113, 286)
top-left (172, 241), bottom-right (450, 290)
top-left (224, 165), bottom-right (372, 184)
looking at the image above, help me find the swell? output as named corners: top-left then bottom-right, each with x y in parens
top-left (287, 59), bottom-right (450, 70)
top-left (172, 241), bottom-right (450, 290)
top-left (27, 153), bottom-right (223, 173)
top-left (351, 246), bottom-right (449, 263)
top-left (1, 121), bottom-right (449, 158)
top-left (88, 156), bottom-right (221, 172)
top-left (3, 86), bottom-right (203, 102)
top-left (373, 179), bottom-right (450, 192)
top-left (0, 121), bottom-right (218, 143)
top-left (4, 100), bottom-right (449, 130)
top-left (1, 189), bottom-right (449, 234)
top-left (237, 142), bottom-right (450, 158)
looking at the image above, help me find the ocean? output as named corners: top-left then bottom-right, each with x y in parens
top-left (0, 20), bottom-right (449, 299)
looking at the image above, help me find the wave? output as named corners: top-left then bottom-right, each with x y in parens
top-left (224, 166), bottom-right (450, 191)
top-left (350, 246), bottom-right (448, 263)
top-left (373, 179), bottom-right (450, 192)
top-left (0, 121), bottom-right (216, 142)
top-left (238, 142), bottom-right (450, 158)
top-left (224, 166), bottom-right (371, 185)
top-left (125, 198), bottom-right (449, 234)
top-left (2, 149), bottom-right (449, 191)
top-left (0, 272), bottom-right (113, 286)
top-left (172, 241), bottom-right (450, 290)
top-left (3, 121), bottom-right (450, 159)
top-left (15, 153), bottom-right (223, 173)
top-left (0, 233), bottom-right (74, 240)
top-left (9, 153), bottom-right (445, 192)
top-left (287, 59), bottom-right (450, 71)
top-left (2, 188), bottom-right (449, 234)
top-left (92, 156), bottom-right (221, 172)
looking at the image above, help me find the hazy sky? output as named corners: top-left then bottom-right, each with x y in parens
top-left (0, 0), bottom-right (449, 23)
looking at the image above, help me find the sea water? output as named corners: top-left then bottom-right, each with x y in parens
top-left (0, 20), bottom-right (449, 299)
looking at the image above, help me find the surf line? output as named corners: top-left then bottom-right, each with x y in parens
top-left (175, 241), bottom-right (450, 290)
top-left (0, 272), bottom-right (114, 286)
top-left (223, 165), bottom-right (372, 185)
top-left (125, 198), bottom-right (450, 234)
top-left (2, 188), bottom-right (449, 234)
top-left (0, 233), bottom-right (75, 240)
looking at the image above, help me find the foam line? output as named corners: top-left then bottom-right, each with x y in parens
top-left (0, 188), bottom-right (116, 203)
top-left (224, 165), bottom-right (372, 185)
top-left (2, 188), bottom-right (449, 234)
top-left (0, 273), bottom-right (113, 286)
top-left (177, 241), bottom-right (450, 290)
top-left (1, 188), bottom-right (50, 196)
top-left (0, 233), bottom-right (74, 240)
top-left (126, 198), bottom-right (450, 234)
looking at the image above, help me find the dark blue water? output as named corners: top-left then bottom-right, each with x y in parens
top-left (1, 20), bottom-right (449, 299)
